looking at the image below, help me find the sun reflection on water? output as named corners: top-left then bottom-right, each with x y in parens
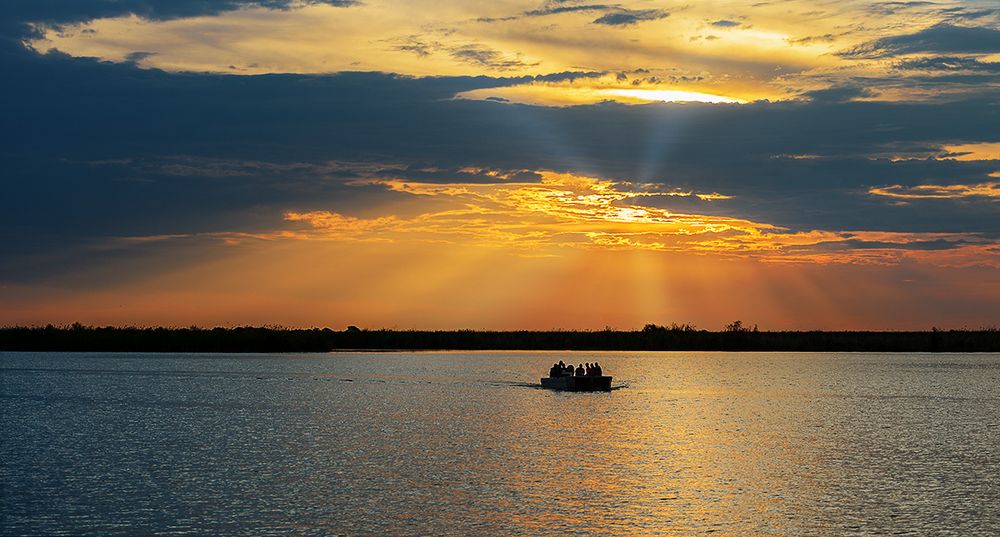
top-left (3, 352), bottom-right (999, 535)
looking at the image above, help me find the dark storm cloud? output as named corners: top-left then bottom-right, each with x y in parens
top-left (863, 1), bottom-right (999, 21)
top-left (710, 20), bottom-right (741, 28)
top-left (895, 56), bottom-right (1000, 72)
top-left (787, 34), bottom-right (837, 45)
top-left (841, 23), bottom-right (1000, 58)
top-left (592, 9), bottom-right (669, 26)
top-left (530, 71), bottom-right (606, 83)
top-left (801, 85), bottom-right (874, 103)
top-left (390, 36), bottom-right (435, 57)
top-left (787, 239), bottom-right (970, 252)
top-left (523, 4), bottom-right (617, 17)
top-left (864, 1), bottom-right (937, 16)
top-left (0, 0), bottom-right (358, 55)
top-left (936, 5), bottom-right (1000, 21)
top-left (907, 73), bottom-right (1000, 84)
top-left (124, 51), bottom-right (157, 64)
top-left (1, 0), bottom-right (355, 28)
top-left (448, 45), bottom-right (538, 70)
top-left (479, 3), bottom-right (669, 26)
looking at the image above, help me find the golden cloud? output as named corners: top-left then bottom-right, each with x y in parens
top-left (267, 170), bottom-right (1000, 267)
top-left (27, 0), bottom-right (983, 104)
top-left (869, 181), bottom-right (1000, 200)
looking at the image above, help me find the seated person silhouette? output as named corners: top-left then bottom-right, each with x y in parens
top-left (575, 364), bottom-right (585, 376)
top-left (593, 362), bottom-right (603, 376)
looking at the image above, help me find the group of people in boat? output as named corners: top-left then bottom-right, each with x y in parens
top-left (548, 360), bottom-right (603, 378)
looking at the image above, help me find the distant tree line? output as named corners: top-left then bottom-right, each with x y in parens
top-left (1, 322), bottom-right (998, 352)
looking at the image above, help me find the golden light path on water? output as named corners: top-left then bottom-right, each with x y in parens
top-left (5, 351), bottom-right (999, 534)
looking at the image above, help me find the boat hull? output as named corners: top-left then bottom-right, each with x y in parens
top-left (540, 375), bottom-right (612, 392)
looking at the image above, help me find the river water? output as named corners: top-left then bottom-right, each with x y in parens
top-left (2, 351), bottom-right (999, 536)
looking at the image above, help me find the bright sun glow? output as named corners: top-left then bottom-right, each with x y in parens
top-left (455, 80), bottom-right (760, 107)
top-left (600, 89), bottom-right (745, 104)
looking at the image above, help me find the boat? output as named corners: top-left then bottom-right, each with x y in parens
top-left (540, 374), bottom-right (612, 392)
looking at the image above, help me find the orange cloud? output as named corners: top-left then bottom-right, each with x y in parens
top-left (265, 170), bottom-right (1000, 267)
top-left (869, 181), bottom-right (1000, 200)
top-left (942, 142), bottom-right (1000, 161)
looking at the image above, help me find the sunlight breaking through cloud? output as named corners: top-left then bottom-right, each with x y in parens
top-left (266, 171), bottom-right (1000, 267)
top-left (600, 89), bottom-right (744, 104)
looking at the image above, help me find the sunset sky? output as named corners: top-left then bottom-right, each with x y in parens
top-left (1, 0), bottom-right (998, 329)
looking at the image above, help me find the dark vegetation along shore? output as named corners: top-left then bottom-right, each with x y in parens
top-left (2, 323), bottom-right (999, 353)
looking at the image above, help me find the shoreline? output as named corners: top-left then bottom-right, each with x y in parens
top-left (3, 326), bottom-right (998, 353)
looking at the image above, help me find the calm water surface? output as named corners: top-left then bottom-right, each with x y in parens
top-left (2, 351), bottom-right (999, 536)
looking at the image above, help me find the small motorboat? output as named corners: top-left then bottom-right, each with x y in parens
top-left (540, 374), bottom-right (612, 392)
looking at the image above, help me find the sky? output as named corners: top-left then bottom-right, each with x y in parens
top-left (1, 0), bottom-right (998, 330)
